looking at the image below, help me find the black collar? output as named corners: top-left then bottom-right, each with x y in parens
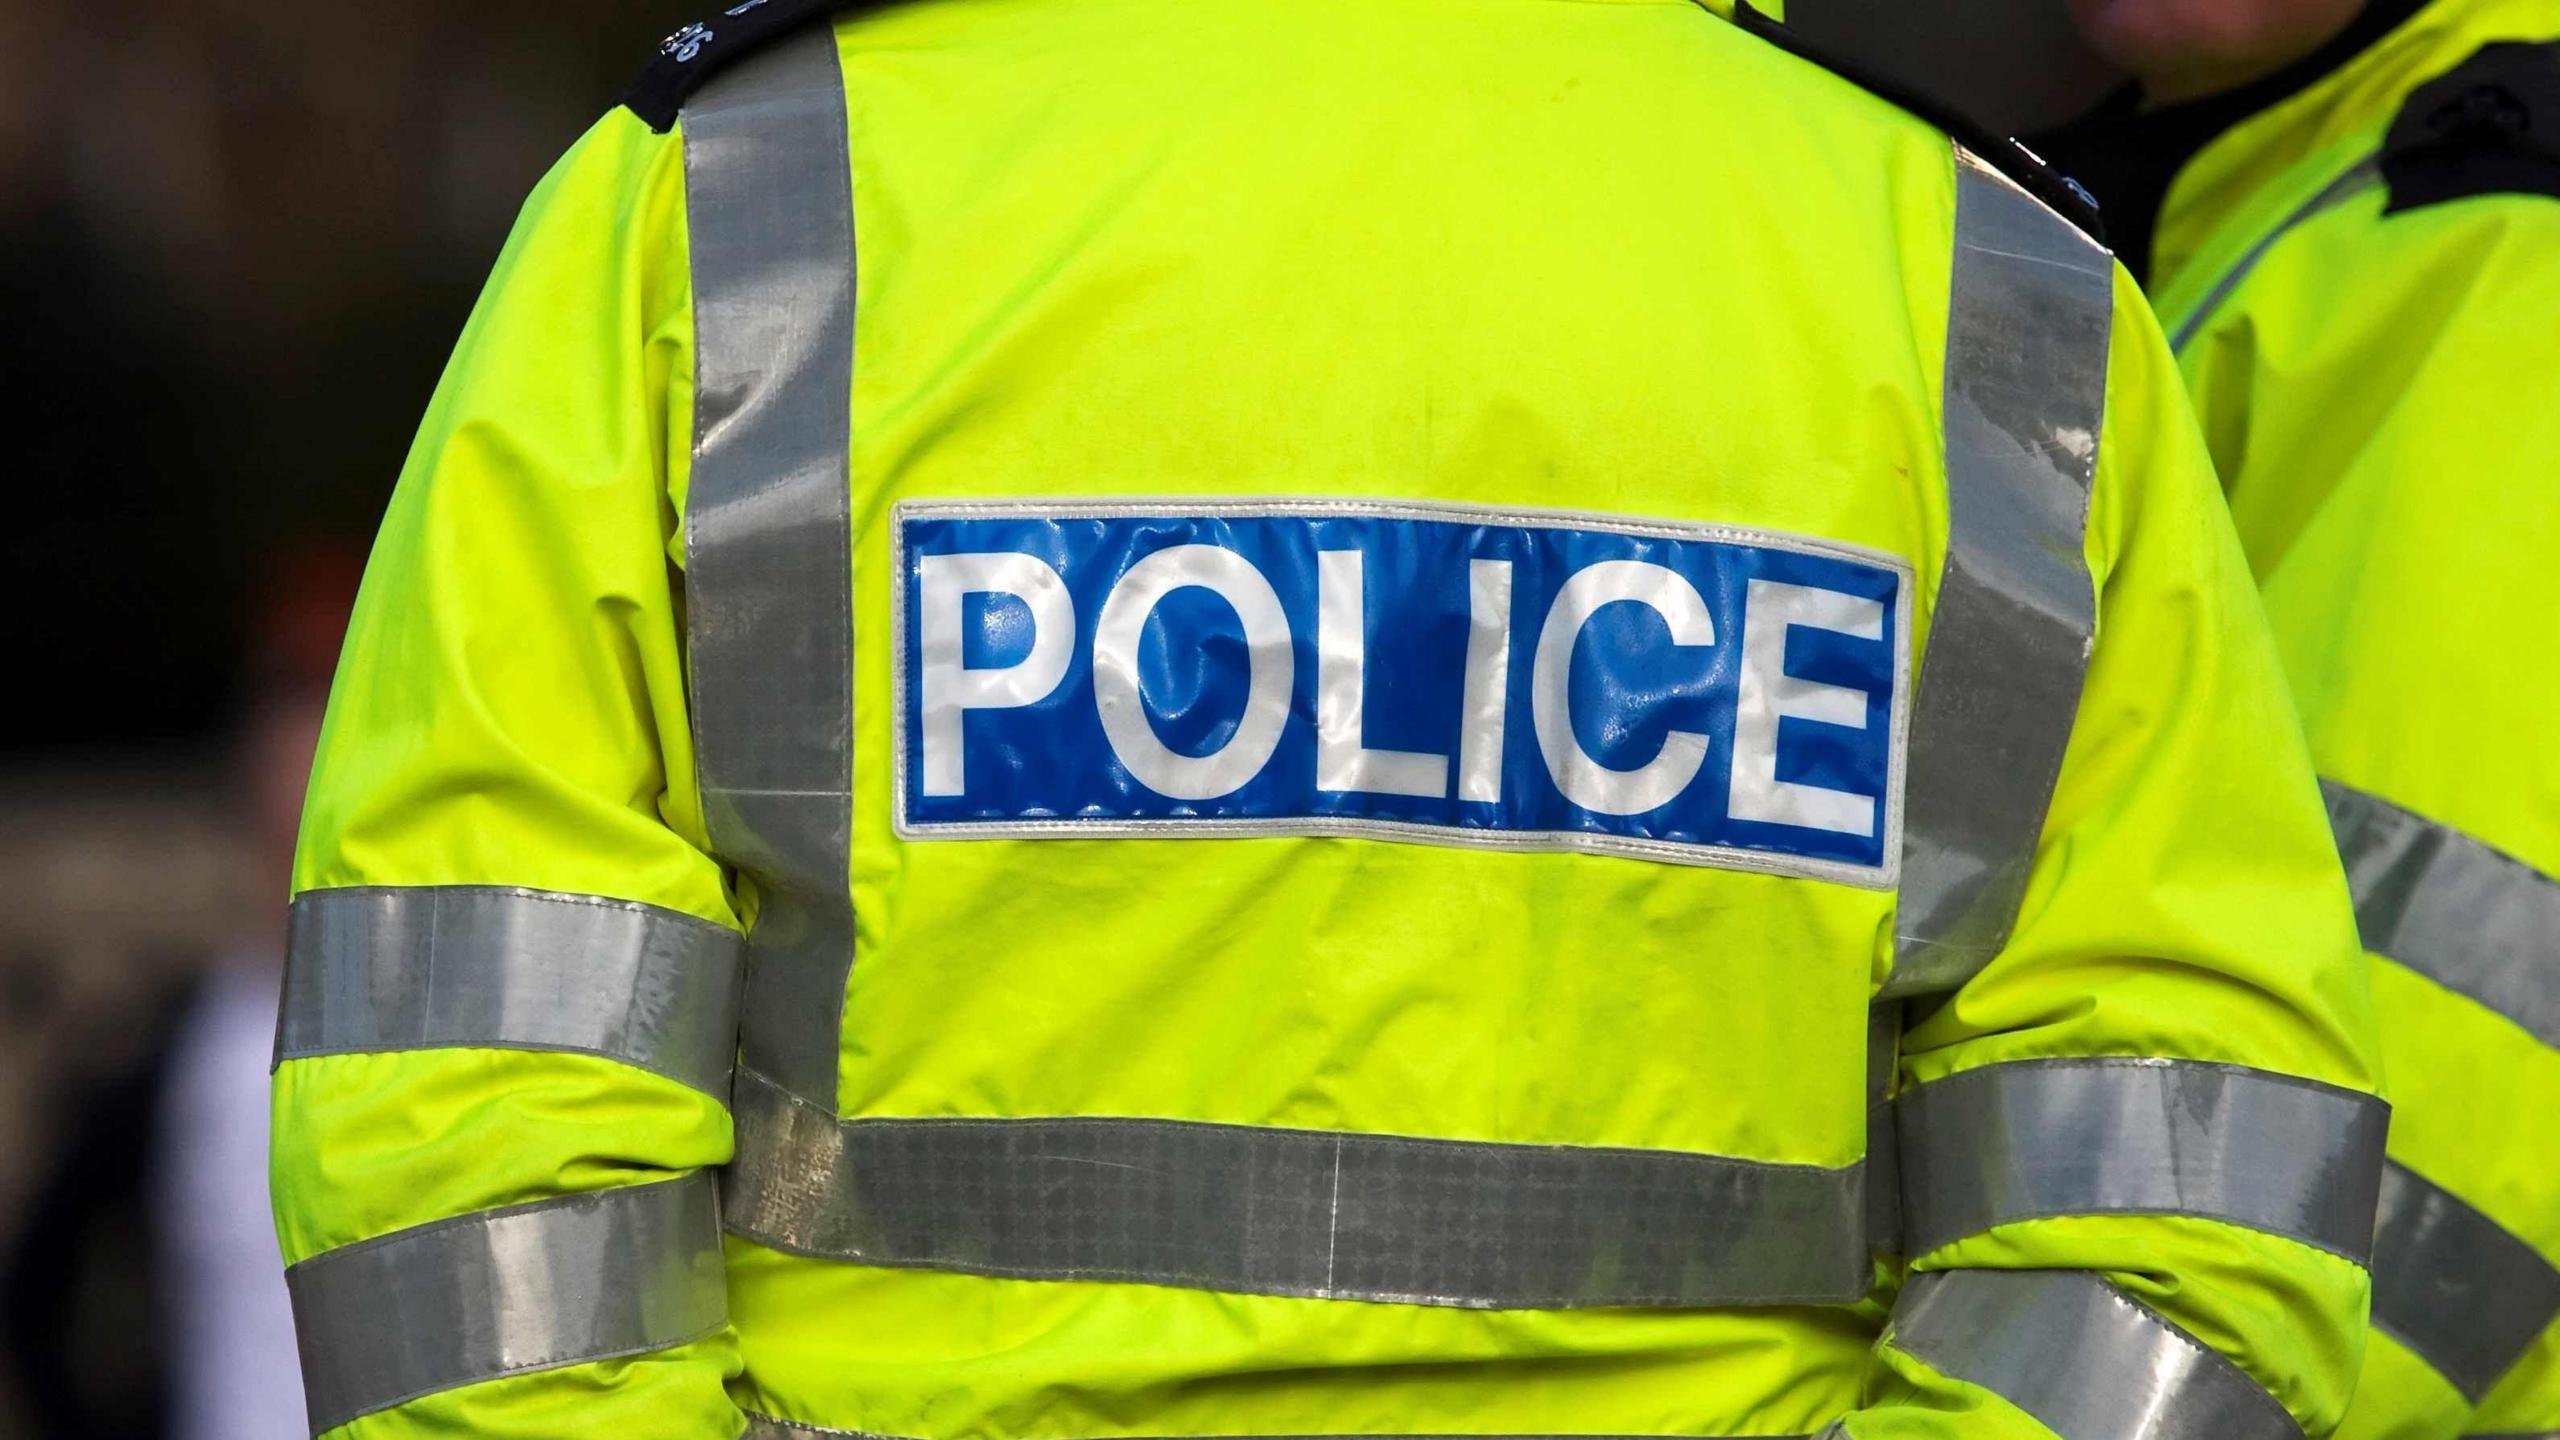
top-left (2029, 0), bottom-right (2433, 284)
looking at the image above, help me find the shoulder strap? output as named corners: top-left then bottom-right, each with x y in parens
top-left (1731, 3), bottom-right (2108, 246)
top-left (622, 0), bottom-right (875, 133)
top-left (2383, 40), bottom-right (2560, 215)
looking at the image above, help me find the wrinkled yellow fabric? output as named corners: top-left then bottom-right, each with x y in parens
top-left (279, 2), bottom-right (2372, 1436)
top-left (2145, 1), bottom-right (2560, 1435)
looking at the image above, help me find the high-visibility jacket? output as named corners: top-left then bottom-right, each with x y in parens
top-left (2036, 2), bottom-right (2560, 1437)
top-left (272, 3), bottom-right (2389, 1438)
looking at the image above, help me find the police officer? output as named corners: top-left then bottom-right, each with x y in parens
top-left (2039, 1), bottom-right (2560, 1435)
top-left (272, 2), bottom-right (2389, 1437)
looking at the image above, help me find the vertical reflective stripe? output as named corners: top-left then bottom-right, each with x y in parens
top-left (1895, 1058), bottom-right (2387, 1261)
top-left (2370, 1161), bottom-right (2560, 1403)
top-left (2168, 158), bottom-right (2380, 354)
top-left (1867, 1001), bottom-right (1905, 1253)
top-left (1889, 1269), bottom-right (2302, 1440)
top-left (680, 23), bottom-right (859, 1110)
top-left (2326, 779), bottom-right (2560, 1050)
top-left (286, 1174), bottom-right (727, 1434)
top-left (276, 885), bottom-right (745, 1097)
top-left (1885, 145), bottom-right (2114, 999)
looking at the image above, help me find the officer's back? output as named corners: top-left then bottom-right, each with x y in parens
top-left (270, 3), bottom-right (2389, 1437)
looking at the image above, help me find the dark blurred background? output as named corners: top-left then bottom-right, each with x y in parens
top-left (0, 3), bottom-right (2111, 1435)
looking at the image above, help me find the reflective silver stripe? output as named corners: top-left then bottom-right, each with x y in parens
top-left (1886, 145), bottom-right (2114, 998)
top-left (1889, 1269), bottom-right (2302, 1440)
top-left (742, 1414), bottom-right (1812, 1424)
top-left (2326, 779), bottom-right (2560, 1050)
top-left (1895, 1058), bottom-right (2387, 1261)
top-left (681, 20), bottom-right (859, 1109)
top-left (722, 1068), bottom-right (1870, 1309)
top-left (286, 1174), bottom-right (726, 1434)
top-left (2371, 1161), bottom-right (2560, 1402)
top-left (275, 886), bottom-right (745, 1096)
top-left (2168, 158), bottom-right (2380, 353)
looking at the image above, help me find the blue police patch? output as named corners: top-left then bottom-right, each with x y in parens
top-left (892, 498), bottom-right (1911, 885)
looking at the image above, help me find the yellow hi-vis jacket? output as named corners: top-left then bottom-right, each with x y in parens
top-left (2038, 1), bottom-right (2560, 1436)
top-left (273, 3), bottom-right (2387, 1437)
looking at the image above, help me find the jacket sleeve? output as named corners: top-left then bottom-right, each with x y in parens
top-left (2189, 198), bottom-right (2560, 1440)
top-left (1838, 265), bottom-right (2387, 1439)
top-left (268, 107), bottom-right (748, 1440)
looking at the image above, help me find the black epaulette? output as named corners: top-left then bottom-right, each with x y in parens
top-left (2382, 41), bottom-right (2560, 216)
top-left (1732, 4), bottom-right (2106, 247)
top-left (622, 0), bottom-right (871, 133)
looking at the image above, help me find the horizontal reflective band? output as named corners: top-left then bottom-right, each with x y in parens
top-left (724, 1069), bottom-right (1871, 1308)
top-left (277, 886), bottom-right (745, 1097)
top-left (2326, 779), bottom-right (2560, 1050)
top-left (1886, 146), bottom-right (2113, 997)
top-left (2370, 1161), bottom-right (2560, 1402)
top-left (286, 1174), bottom-right (726, 1433)
top-left (1889, 1269), bottom-right (2302, 1440)
top-left (742, 1414), bottom-right (1812, 1424)
top-left (1895, 1058), bottom-right (2387, 1261)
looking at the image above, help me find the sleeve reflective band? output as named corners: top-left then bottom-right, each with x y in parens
top-left (1888, 1269), bottom-right (2303, 1440)
top-left (277, 886), bottom-right (745, 1097)
top-left (2370, 1160), bottom-right (2560, 1403)
top-left (721, 1067), bottom-right (1871, 1309)
top-left (681, 20), bottom-right (860, 1110)
top-left (2326, 779), bottom-right (2560, 1050)
top-left (1895, 1058), bottom-right (2387, 1261)
top-left (1884, 145), bottom-right (2114, 999)
top-left (285, 1173), bottom-right (727, 1434)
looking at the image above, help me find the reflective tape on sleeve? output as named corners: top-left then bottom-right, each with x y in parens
top-left (286, 1174), bottom-right (727, 1434)
top-left (680, 20), bottom-right (860, 1110)
top-left (1888, 1269), bottom-right (2303, 1440)
top-left (2370, 1161), bottom-right (2560, 1402)
top-left (277, 886), bottom-right (745, 1096)
top-left (721, 1068), bottom-right (1871, 1309)
top-left (2326, 779), bottom-right (2560, 1050)
top-left (1895, 1058), bottom-right (2387, 1261)
top-left (1886, 145), bottom-right (2115, 998)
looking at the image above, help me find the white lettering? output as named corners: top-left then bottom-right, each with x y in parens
top-left (1093, 545), bottom-right (1295, 800)
top-left (1730, 579), bottom-right (1882, 836)
top-left (1317, 550), bottom-right (1449, 798)
top-left (1530, 560), bottom-right (1714, 817)
top-left (1458, 559), bottom-right (1513, 804)
top-left (918, 552), bottom-right (1075, 796)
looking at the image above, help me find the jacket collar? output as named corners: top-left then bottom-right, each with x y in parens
top-left (2031, 0), bottom-right (2458, 286)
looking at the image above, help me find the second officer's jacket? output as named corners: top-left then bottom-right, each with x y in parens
top-left (274, 3), bottom-right (2389, 1438)
top-left (2038, 1), bottom-right (2560, 1435)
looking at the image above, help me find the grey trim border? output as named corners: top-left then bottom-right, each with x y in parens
top-left (276, 885), bottom-right (745, 1096)
top-left (287, 1174), bottom-right (726, 1434)
top-left (888, 495), bottom-right (1916, 889)
top-left (680, 22), bottom-right (861, 1112)
top-left (1889, 1269), bottom-right (2302, 1440)
top-left (2326, 778), bottom-right (2560, 1051)
top-left (2371, 1160), bottom-right (2560, 1403)
top-left (1895, 1058), bottom-right (2388, 1262)
top-left (2169, 158), bottom-right (2381, 353)
top-left (1885, 145), bottom-right (2114, 998)
top-left (721, 1068), bottom-right (1871, 1310)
